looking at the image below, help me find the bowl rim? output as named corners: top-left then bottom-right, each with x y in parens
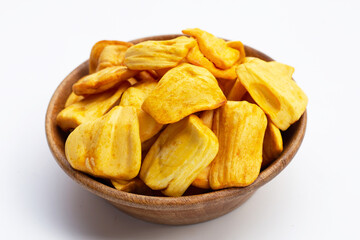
top-left (45, 34), bottom-right (307, 210)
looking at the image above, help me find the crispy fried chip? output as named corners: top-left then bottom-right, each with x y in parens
top-left (182, 28), bottom-right (240, 69)
top-left (186, 43), bottom-right (238, 80)
top-left (236, 58), bottom-right (308, 130)
top-left (65, 106), bottom-right (141, 180)
top-left (142, 63), bottom-right (226, 124)
top-left (64, 91), bottom-right (85, 107)
top-left (111, 178), bottom-right (152, 195)
top-left (73, 66), bottom-right (138, 95)
top-left (89, 40), bottom-right (133, 74)
top-left (227, 78), bottom-right (247, 101)
top-left (96, 44), bottom-right (129, 71)
top-left (209, 101), bottom-right (267, 189)
top-left (57, 82), bottom-right (129, 131)
top-left (140, 115), bottom-right (219, 197)
top-left (226, 41), bottom-right (246, 64)
top-left (124, 36), bottom-right (196, 70)
top-left (120, 80), bottom-right (163, 142)
top-left (262, 119), bottom-right (283, 169)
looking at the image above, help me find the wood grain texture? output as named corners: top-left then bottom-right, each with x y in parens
top-left (45, 35), bottom-right (307, 225)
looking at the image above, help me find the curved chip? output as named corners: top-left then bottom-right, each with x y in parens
top-left (124, 36), bottom-right (196, 70)
top-left (209, 101), bottom-right (267, 189)
top-left (182, 28), bottom-right (240, 69)
top-left (186, 43), bottom-right (238, 80)
top-left (262, 119), bottom-right (283, 169)
top-left (120, 80), bottom-right (163, 142)
top-left (57, 82), bottom-right (129, 131)
top-left (142, 63), bottom-right (227, 124)
top-left (65, 106), bottom-right (141, 180)
top-left (73, 66), bottom-right (138, 95)
top-left (96, 44), bottom-right (130, 71)
top-left (140, 115), bottom-right (219, 197)
top-left (236, 58), bottom-right (307, 130)
top-left (89, 40), bottom-right (133, 74)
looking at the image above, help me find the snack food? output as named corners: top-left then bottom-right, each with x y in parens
top-left (57, 28), bottom-right (307, 197)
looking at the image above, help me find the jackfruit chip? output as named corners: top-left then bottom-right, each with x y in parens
top-left (124, 36), bottom-right (196, 70)
top-left (199, 110), bottom-right (214, 129)
top-left (209, 101), bottom-right (267, 189)
top-left (192, 165), bottom-right (211, 189)
top-left (96, 44), bottom-right (129, 71)
top-left (141, 130), bottom-right (162, 153)
top-left (226, 41), bottom-right (246, 64)
top-left (142, 63), bottom-right (226, 124)
top-left (65, 106), bottom-right (141, 180)
top-left (135, 71), bottom-right (157, 82)
top-left (186, 43), bottom-right (237, 80)
top-left (182, 28), bottom-right (239, 69)
top-left (64, 91), bottom-right (85, 107)
top-left (236, 58), bottom-right (308, 130)
top-left (89, 40), bottom-right (133, 74)
top-left (73, 66), bottom-right (138, 95)
top-left (111, 178), bottom-right (152, 195)
top-left (140, 115), bottom-right (219, 197)
top-left (192, 110), bottom-right (215, 189)
top-left (262, 119), bottom-right (283, 169)
top-left (57, 82), bottom-right (129, 131)
top-left (120, 80), bottom-right (163, 142)
top-left (227, 78), bottom-right (247, 101)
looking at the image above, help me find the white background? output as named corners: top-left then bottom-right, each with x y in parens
top-left (1, 0), bottom-right (359, 239)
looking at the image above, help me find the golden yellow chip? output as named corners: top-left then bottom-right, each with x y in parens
top-left (182, 28), bottom-right (240, 69)
top-left (57, 82), bottom-right (130, 131)
top-left (262, 119), bottom-right (283, 169)
top-left (120, 80), bottom-right (163, 142)
top-left (73, 66), bottom-right (138, 95)
top-left (236, 58), bottom-right (308, 130)
top-left (140, 115), bottom-right (219, 197)
top-left (65, 106), bottom-right (141, 180)
top-left (89, 40), bottom-right (133, 74)
top-left (186, 43), bottom-right (238, 80)
top-left (209, 101), bottom-right (267, 189)
top-left (124, 36), bottom-right (196, 70)
top-left (64, 91), bottom-right (85, 108)
top-left (96, 44), bottom-right (129, 71)
top-left (142, 63), bottom-right (226, 124)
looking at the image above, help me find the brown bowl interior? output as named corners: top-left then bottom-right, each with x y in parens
top-left (45, 34), bottom-right (307, 225)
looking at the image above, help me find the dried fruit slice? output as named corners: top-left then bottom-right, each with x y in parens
top-left (57, 82), bottom-right (129, 131)
top-left (192, 110), bottom-right (215, 189)
top-left (186, 43), bottom-right (237, 80)
top-left (226, 41), bottom-right (246, 64)
top-left (142, 63), bottom-right (226, 124)
top-left (199, 110), bottom-right (214, 129)
top-left (124, 36), bottom-right (196, 70)
top-left (96, 44), bottom-right (130, 71)
top-left (182, 28), bottom-right (239, 69)
top-left (111, 178), bottom-right (152, 194)
top-left (65, 106), bottom-right (141, 180)
top-left (89, 40), bottom-right (133, 74)
top-left (209, 101), bottom-right (267, 189)
top-left (73, 66), bottom-right (138, 95)
top-left (236, 58), bottom-right (308, 130)
top-left (140, 115), bottom-right (219, 197)
top-left (262, 119), bottom-right (283, 169)
top-left (120, 80), bottom-right (163, 142)
top-left (64, 91), bottom-right (85, 107)
top-left (227, 78), bottom-right (247, 101)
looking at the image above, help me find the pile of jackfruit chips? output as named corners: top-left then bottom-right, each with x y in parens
top-left (57, 28), bottom-right (308, 197)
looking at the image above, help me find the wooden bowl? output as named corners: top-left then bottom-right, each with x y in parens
top-left (45, 35), bottom-right (307, 225)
